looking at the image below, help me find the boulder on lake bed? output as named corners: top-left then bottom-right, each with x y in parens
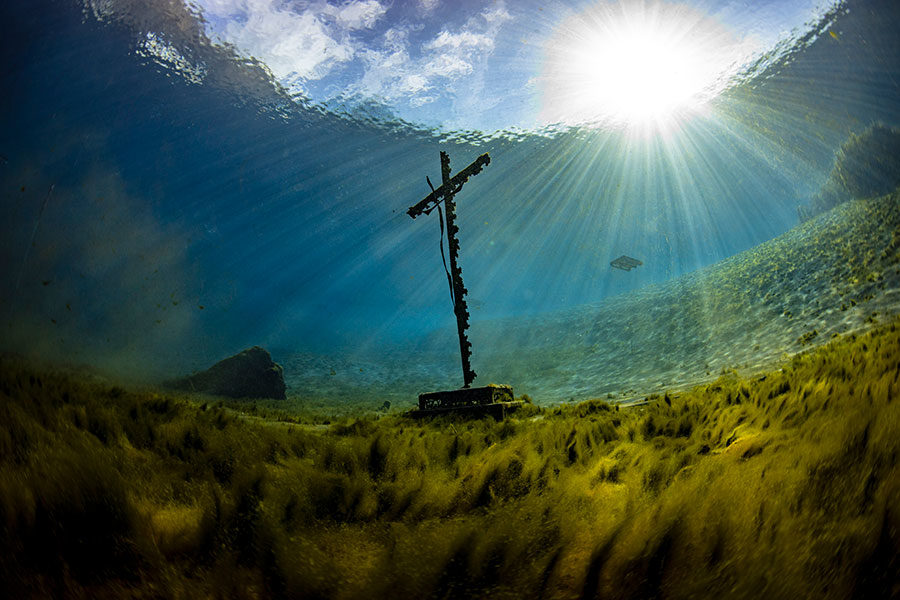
top-left (166, 346), bottom-right (286, 400)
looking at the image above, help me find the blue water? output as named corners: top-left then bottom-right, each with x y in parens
top-left (1, 0), bottom-right (899, 403)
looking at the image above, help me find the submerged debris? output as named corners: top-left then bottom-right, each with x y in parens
top-left (610, 255), bottom-right (643, 271)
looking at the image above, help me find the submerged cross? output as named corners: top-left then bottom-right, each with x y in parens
top-left (408, 151), bottom-right (490, 388)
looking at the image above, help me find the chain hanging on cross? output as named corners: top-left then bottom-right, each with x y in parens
top-left (407, 151), bottom-right (490, 388)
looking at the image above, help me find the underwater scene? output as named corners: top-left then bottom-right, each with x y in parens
top-left (2, 0), bottom-right (900, 597)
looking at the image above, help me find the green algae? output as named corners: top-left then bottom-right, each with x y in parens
top-left (2, 318), bottom-right (900, 598)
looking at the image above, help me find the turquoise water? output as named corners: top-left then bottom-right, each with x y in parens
top-left (1, 0), bottom-right (899, 404)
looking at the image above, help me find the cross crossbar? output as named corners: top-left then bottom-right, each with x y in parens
top-left (407, 153), bottom-right (490, 219)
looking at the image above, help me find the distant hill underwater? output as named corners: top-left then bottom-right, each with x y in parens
top-left (282, 188), bottom-right (900, 406)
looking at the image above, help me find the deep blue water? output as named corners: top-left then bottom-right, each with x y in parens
top-left (1, 0), bottom-right (899, 402)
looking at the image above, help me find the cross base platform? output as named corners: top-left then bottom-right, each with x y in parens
top-left (410, 384), bottom-right (521, 419)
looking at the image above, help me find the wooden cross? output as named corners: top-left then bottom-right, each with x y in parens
top-left (408, 151), bottom-right (490, 388)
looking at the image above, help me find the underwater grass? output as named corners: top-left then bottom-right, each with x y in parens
top-left (2, 319), bottom-right (900, 598)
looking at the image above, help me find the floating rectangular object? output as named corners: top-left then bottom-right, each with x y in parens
top-left (418, 384), bottom-right (513, 410)
top-left (610, 255), bottom-right (643, 271)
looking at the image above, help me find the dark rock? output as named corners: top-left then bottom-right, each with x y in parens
top-left (166, 346), bottom-right (286, 400)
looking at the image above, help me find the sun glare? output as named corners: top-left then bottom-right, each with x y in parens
top-left (540, 1), bottom-right (756, 130)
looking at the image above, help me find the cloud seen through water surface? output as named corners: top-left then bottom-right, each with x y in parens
top-left (192, 0), bottom-right (523, 129)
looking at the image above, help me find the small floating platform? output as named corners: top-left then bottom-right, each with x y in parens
top-left (409, 384), bottom-right (521, 419)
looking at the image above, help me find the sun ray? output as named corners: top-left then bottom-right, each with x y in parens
top-left (539, 0), bottom-right (759, 130)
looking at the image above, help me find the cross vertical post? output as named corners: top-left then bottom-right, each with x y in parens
top-left (440, 151), bottom-right (476, 388)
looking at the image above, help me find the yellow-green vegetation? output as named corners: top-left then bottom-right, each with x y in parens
top-left (3, 321), bottom-right (900, 599)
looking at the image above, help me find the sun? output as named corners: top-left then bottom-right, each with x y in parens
top-left (539, 1), bottom-right (754, 129)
